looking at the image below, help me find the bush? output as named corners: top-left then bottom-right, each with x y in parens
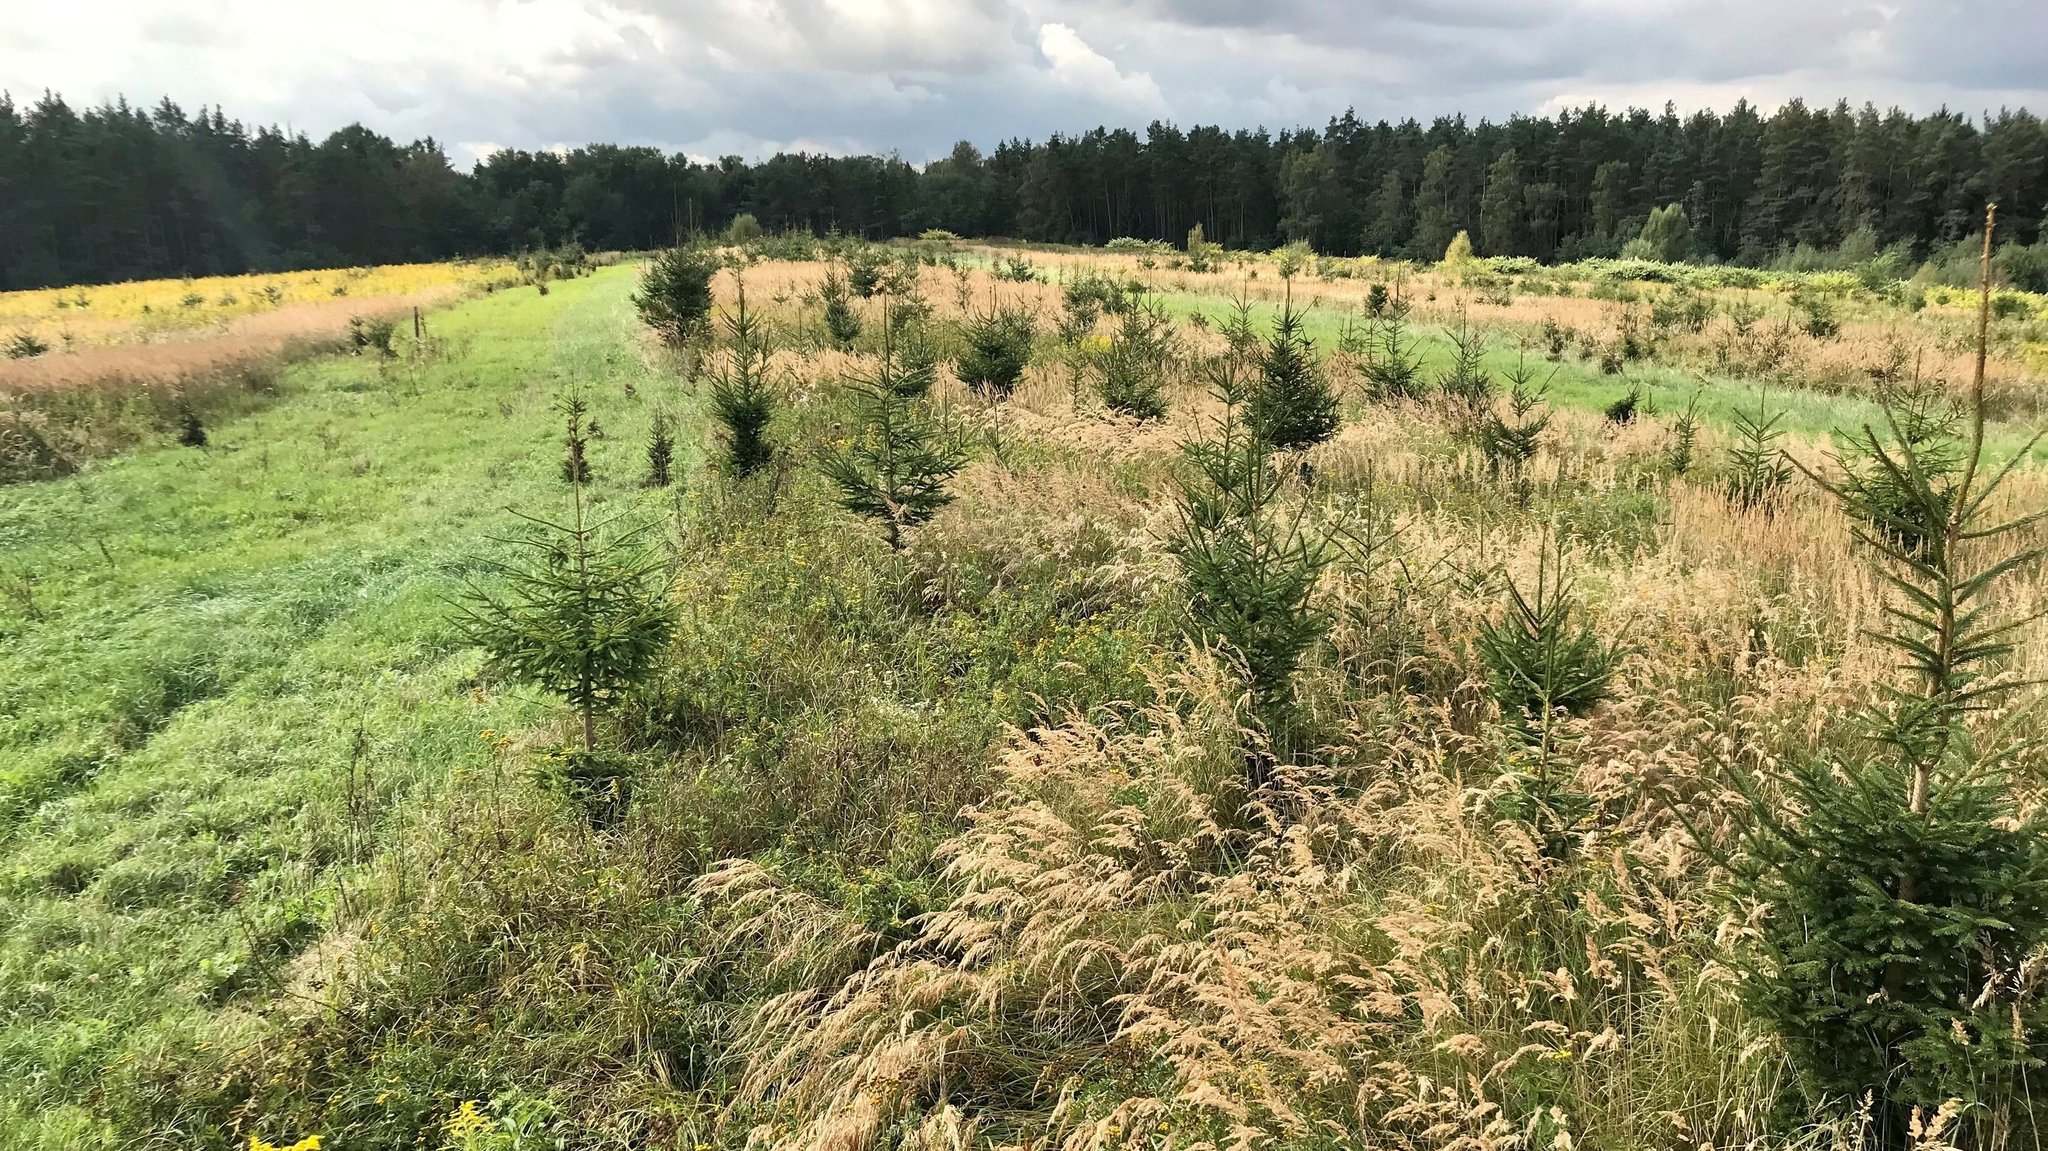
top-left (724, 213), bottom-right (763, 244)
top-left (634, 246), bottom-right (720, 346)
top-left (4, 331), bottom-right (50, 360)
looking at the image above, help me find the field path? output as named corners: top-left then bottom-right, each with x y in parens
top-left (0, 264), bottom-right (687, 1142)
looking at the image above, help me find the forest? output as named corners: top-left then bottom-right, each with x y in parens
top-left (4, 90), bottom-right (2047, 289)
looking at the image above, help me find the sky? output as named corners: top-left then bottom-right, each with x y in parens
top-left (5, 0), bottom-right (2046, 168)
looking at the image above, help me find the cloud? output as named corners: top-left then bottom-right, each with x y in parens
top-left (3, 0), bottom-right (2043, 167)
top-left (1037, 22), bottom-right (1166, 111)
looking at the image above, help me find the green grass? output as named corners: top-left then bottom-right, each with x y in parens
top-left (0, 267), bottom-right (688, 1146)
top-left (1163, 293), bottom-right (2048, 461)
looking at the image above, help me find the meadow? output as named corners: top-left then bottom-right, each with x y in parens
top-left (3, 231), bottom-right (2047, 1151)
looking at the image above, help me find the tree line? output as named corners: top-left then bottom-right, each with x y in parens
top-left (3, 90), bottom-right (2045, 290)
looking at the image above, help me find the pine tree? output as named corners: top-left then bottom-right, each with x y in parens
top-left (1478, 148), bottom-right (1522, 257)
top-left (820, 369), bottom-right (967, 551)
top-left (707, 282), bottom-right (778, 478)
top-left (1247, 290), bottom-right (1338, 452)
top-left (1409, 145), bottom-right (1458, 262)
top-left (1363, 169), bottom-right (1406, 256)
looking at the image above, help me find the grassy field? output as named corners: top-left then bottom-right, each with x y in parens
top-left (3, 242), bottom-right (2047, 1150)
top-left (0, 265), bottom-right (682, 1145)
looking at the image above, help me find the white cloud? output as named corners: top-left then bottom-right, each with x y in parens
top-left (1036, 22), bottom-right (1166, 111)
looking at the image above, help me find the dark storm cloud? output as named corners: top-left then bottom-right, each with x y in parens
top-left (6, 0), bottom-right (2044, 167)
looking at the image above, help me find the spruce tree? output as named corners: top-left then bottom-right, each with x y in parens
top-left (454, 482), bottom-right (673, 822)
top-left (821, 266), bottom-right (862, 349)
top-left (1092, 300), bottom-right (1172, 420)
top-left (955, 301), bottom-right (1035, 399)
top-left (633, 245), bottom-right (719, 346)
top-left (559, 393), bottom-right (592, 484)
top-left (707, 282), bottom-right (778, 478)
top-left (1726, 390), bottom-right (1792, 509)
top-left (643, 409), bottom-right (674, 488)
top-left (1715, 208), bottom-right (2048, 1146)
top-left (1247, 290), bottom-right (1338, 453)
top-left (820, 367), bottom-right (967, 551)
top-left (1170, 356), bottom-right (1335, 782)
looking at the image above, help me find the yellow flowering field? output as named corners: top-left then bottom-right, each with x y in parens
top-left (0, 260), bottom-right (522, 349)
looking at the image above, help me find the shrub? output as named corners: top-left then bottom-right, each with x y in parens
top-left (724, 213), bottom-right (763, 244)
top-left (347, 315), bottom-right (396, 357)
top-left (634, 246), bottom-right (720, 346)
top-left (4, 332), bottom-right (50, 360)
top-left (955, 303), bottom-right (1035, 399)
top-left (1441, 229), bottom-right (1476, 264)
top-left (176, 407), bottom-right (208, 448)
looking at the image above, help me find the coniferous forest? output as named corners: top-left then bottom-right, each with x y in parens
top-left (5, 90), bottom-right (2047, 289)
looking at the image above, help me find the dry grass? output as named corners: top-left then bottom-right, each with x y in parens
top-left (0, 291), bottom-right (449, 395)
